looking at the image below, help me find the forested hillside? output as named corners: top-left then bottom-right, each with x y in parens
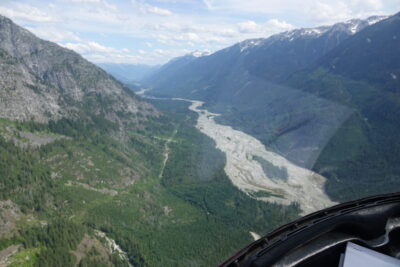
top-left (287, 12), bottom-right (400, 201)
top-left (0, 15), bottom-right (300, 266)
top-left (144, 13), bottom-right (400, 204)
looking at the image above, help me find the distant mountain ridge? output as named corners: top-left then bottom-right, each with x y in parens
top-left (144, 15), bottom-right (387, 99)
top-left (98, 63), bottom-right (159, 85)
top-left (144, 13), bottom-right (400, 203)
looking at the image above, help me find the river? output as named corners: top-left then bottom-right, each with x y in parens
top-left (140, 92), bottom-right (336, 215)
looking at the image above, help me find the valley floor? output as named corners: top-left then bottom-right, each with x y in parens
top-left (178, 98), bottom-right (336, 215)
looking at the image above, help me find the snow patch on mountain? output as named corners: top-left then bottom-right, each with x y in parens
top-left (278, 15), bottom-right (388, 41)
top-left (189, 50), bottom-right (211, 57)
top-left (239, 39), bottom-right (264, 52)
top-left (367, 15), bottom-right (389, 25)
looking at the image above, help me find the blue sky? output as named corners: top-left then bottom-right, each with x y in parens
top-left (1, 0), bottom-right (399, 65)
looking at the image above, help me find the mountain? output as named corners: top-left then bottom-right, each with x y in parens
top-left (143, 16), bottom-right (387, 170)
top-left (144, 13), bottom-right (400, 204)
top-left (287, 12), bottom-right (400, 201)
top-left (98, 63), bottom-right (159, 84)
top-left (144, 51), bottom-right (208, 91)
top-left (0, 15), bottom-right (156, 124)
top-left (299, 14), bottom-right (400, 91)
top-left (0, 15), bottom-right (299, 266)
top-left (0, 14), bottom-right (166, 266)
top-left (144, 15), bottom-right (387, 100)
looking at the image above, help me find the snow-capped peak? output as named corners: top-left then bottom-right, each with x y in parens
top-left (239, 39), bottom-right (264, 53)
top-left (277, 26), bottom-right (330, 41)
top-left (342, 15), bottom-right (387, 34)
top-left (189, 50), bottom-right (211, 57)
top-left (366, 15), bottom-right (389, 25)
top-left (275, 15), bottom-right (388, 42)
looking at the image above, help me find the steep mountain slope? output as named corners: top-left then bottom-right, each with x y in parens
top-left (144, 51), bottom-right (208, 92)
top-left (0, 14), bottom-right (165, 266)
top-left (145, 13), bottom-right (400, 204)
top-left (144, 16), bottom-right (386, 101)
top-left (98, 63), bottom-right (159, 84)
top-left (0, 15), bottom-right (156, 123)
top-left (144, 16), bottom-right (387, 169)
top-left (287, 12), bottom-right (400, 201)
top-left (308, 14), bottom-right (400, 91)
top-left (0, 15), bottom-right (300, 266)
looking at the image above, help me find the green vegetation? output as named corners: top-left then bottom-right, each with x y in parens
top-left (21, 219), bottom-right (85, 267)
top-left (0, 99), bottom-right (300, 266)
top-left (0, 135), bottom-right (54, 211)
top-left (289, 68), bottom-right (400, 202)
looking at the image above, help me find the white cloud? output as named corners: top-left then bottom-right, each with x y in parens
top-left (0, 0), bottom-right (397, 64)
top-left (62, 43), bottom-right (89, 54)
top-left (199, 0), bottom-right (397, 24)
top-left (64, 0), bottom-right (102, 3)
top-left (155, 48), bottom-right (166, 55)
top-left (304, 0), bottom-right (389, 24)
top-left (175, 32), bottom-right (200, 41)
top-left (0, 3), bottom-right (56, 22)
top-left (215, 28), bottom-right (236, 37)
top-left (265, 19), bottom-right (293, 31)
top-left (237, 20), bottom-right (258, 33)
top-left (62, 0), bottom-right (117, 11)
top-left (144, 5), bottom-right (173, 16)
top-left (132, 0), bottom-right (173, 16)
top-left (236, 19), bottom-right (293, 39)
top-left (63, 41), bottom-right (118, 54)
top-left (203, 0), bottom-right (214, 9)
top-left (62, 40), bottom-right (144, 63)
top-left (27, 26), bottom-right (81, 42)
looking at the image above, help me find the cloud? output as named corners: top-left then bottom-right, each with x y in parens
top-left (144, 5), bottom-right (173, 16)
top-left (62, 0), bottom-right (117, 11)
top-left (1, 0), bottom-right (396, 64)
top-left (63, 41), bottom-right (118, 54)
top-left (236, 19), bottom-right (293, 38)
top-left (215, 28), bottom-right (236, 37)
top-left (203, 0), bottom-right (214, 9)
top-left (175, 32), bottom-right (200, 41)
top-left (265, 19), bottom-right (293, 31)
top-left (304, 0), bottom-right (389, 24)
top-left (198, 0), bottom-right (397, 24)
top-left (64, 0), bottom-right (102, 2)
top-left (237, 21), bottom-right (258, 33)
top-left (132, 0), bottom-right (173, 16)
top-left (155, 48), bottom-right (166, 55)
top-left (26, 26), bottom-right (81, 42)
top-left (62, 40), bottom-right (144, 63)
top-left (0, 3), bottom-right (56, 22)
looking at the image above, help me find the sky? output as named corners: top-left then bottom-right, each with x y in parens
top-left (0, 0), bottom-right (399, 65)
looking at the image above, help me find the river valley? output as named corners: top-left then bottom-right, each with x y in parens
top-left (141, 91), bottom-right (336, 215)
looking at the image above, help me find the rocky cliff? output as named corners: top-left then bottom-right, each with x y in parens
top-left (0, 15), bottom-right (156, 124)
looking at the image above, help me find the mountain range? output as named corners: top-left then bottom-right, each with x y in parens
top-left (0, 14), bottom-right (300, 266)
top-left (143, 15), bottom-right (387, 99)
top-left (1, 9), bottom-right (400, 266)
top-left (143, 13), bottom-right (400, 202)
